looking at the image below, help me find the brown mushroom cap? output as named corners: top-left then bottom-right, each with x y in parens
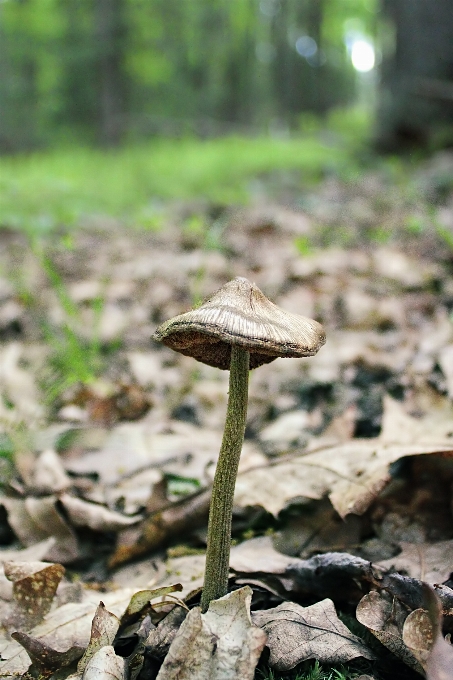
top-left (153, 277), bottom-right (326, 370)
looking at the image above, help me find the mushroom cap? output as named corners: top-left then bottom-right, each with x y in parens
top-left (153, 277), bottom-right (326, 370)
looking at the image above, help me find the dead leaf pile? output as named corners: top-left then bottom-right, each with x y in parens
top-left (2, 152), bottom-right (453, 677)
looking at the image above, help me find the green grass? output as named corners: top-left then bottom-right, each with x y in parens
top-left (256, 660), bottom-right (362, 680)
top-left (0, 134), bottom-right (353, 233)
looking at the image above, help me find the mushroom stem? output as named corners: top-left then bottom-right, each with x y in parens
top-left (201, 344), bottom-right (250, 612)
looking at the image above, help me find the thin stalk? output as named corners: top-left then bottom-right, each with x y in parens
top-left (200, 345), bottom-right (249, 612)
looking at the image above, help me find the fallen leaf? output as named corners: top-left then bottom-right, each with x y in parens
top-left (120, 584), bottom-right (183, 630)
top-left (380, 394), bottom-right (453, 443)
top-left (378, 540), bottom-right (453, 584)
top-left (149, 554), bottom-right (207, 599)
top-left (2, 496), bottom-right (79, 563)
top-left (83, 645), bottom-right (127, 680)
top-left (4, 560), bottom-right (65, 630)
top-left (60, 493), bottom-right (141, 532)
top-left (232, 538), bottom-right (377, 604)
top-left (29, 449), bottom-right (72, 494)
top-left (0, 342), bottom-right (45, 428)
top-left (252, 599), bottom-right (374, 671)
top-left (0, 588), bottom-right (137, 677)
top-left (11, 630), bottom-right (84, 676)
top-left (155, 586), bottom-right (266, 680)
top-left (356, 591), bottom-right (423, 674)
top-left (234, 439), bottom-right (453, 518)
top-left (77, 603), bottom-right (121, 673)
top-left (403, 584), bottom-right (453, 680)
top-left (145, 606), bottom-right (188, 662)
top-left (0, 537), bottom-right (56, 563)
top-left (230, 536), bottom-right (299, 575)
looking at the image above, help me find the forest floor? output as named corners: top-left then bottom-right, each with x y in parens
top-left (1, 137), bottom-right (453, 680)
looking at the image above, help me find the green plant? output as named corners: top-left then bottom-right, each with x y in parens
top-left (15, 242), bottom-right (117, 404)
top-left (153, 277), bottom-right (325, 612)
top-left (256, 660), bottom-right (361, 680)
top-left (39, 258), bottom-right (105, 399)
top-left (0, 134), bottom-right (354, 234)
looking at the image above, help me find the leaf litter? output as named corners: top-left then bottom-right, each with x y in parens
top-left (2, 153), bottom-right (453, 677)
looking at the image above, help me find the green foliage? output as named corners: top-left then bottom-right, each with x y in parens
top-left (436, 224), bottom-right (453, 251)
top-left (294, 236), bottom-right (314, 256)
top-left (0, 134), bottom-right (356, 232)
top-left (16, 243), bottom-right (116, 403)
top-left (0, 0), bottom-right (377, 150)
top-left (256, 660), bottom-right (362, 680)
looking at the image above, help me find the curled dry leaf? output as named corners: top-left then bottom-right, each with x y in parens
top-left (0, 588), bottom-right (137, 677)
top-left (234, 439), bottom-right (453, 518)
top-left (83, 645), bottom-right (127, 680)
top-left (2, 496), bottom-right (79, 563)
top-left (145, 606), bottom-right (188, 662)
top-left (120, 584), bottom-right (183, 630)
top-left (231, 537), bottom-right (378, 603)
top-left (378, 539), bottom-right (453, 584)
top-left (77, 603), bottom-right (121, 674)
top-left (356, 591), bottom-right (423, 674)
top-left (252, 599), bottom-right (374, 671)
top-left (29, 449), bottom-right (72, 494)
top-left (11, 630), bottom-right (84, 675)
top-left (4, 560), bottom-right (65, 630)
top-left (156, 586), bottom-right (267, 680)
top-left (60, 493), bottom-right (141, 532)
top-left (403, 584), bottom-right (453, 680)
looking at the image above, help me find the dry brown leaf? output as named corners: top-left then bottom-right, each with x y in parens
top-left (11, 630), bottom-right (85, 675)
top-left (252, 599), bottom-right (373, 671)
top-left (156, 586), bottom-right (266, 680)
top-left (380, 394), bottom-right (453, 443)
top-left (2, 496), bottom-right (79, 563)
top-left (60, 493), bottom-right (141, 532)
top-left (230, 536), bottom-right (299, 575)
top-left (0, 588), bottom-right (137, 677)
top-left (234, 439), bottom-right (453, 518)
top-left (120, 584), bottom-right (183, 629)
top-left (403, 584), bottom-right (453, 680)
top-left (77, 603), bottom-right (121, 673)
top-left (356, 591), bottom-right (423, 674)
top-left (4, 560), bottom-right (65, 630)
top-left (83, 645), bottom-right (127, 680)
top-left (29, 449), bottom-right (72, 494)
top-left (378, 540), bottom-right (453, 584)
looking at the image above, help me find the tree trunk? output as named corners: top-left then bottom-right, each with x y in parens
top-left (95, 0), bottom-right (126, 145)
top-left (376, 0), bottom-right (453, 150)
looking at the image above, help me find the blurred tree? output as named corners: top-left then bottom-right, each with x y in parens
top-left (377, 0), bottom-right (453, 150)
top-left (0, 0), bottom-right (374, 151)
top-left (0, 0), bottom-right (40, 151)
top-left (95, 0), bottom-right (127, 144)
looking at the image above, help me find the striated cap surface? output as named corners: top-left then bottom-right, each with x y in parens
top-left (153, 277), bottom-right (326, 369)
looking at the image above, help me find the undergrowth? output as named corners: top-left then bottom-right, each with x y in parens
top-left (256, 659), bottom-right (363, 680)
top-left (0, 133), bottom-right (357, 233)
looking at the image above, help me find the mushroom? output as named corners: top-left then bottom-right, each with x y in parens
top-left (154, 277), bottom-right (325, 611)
